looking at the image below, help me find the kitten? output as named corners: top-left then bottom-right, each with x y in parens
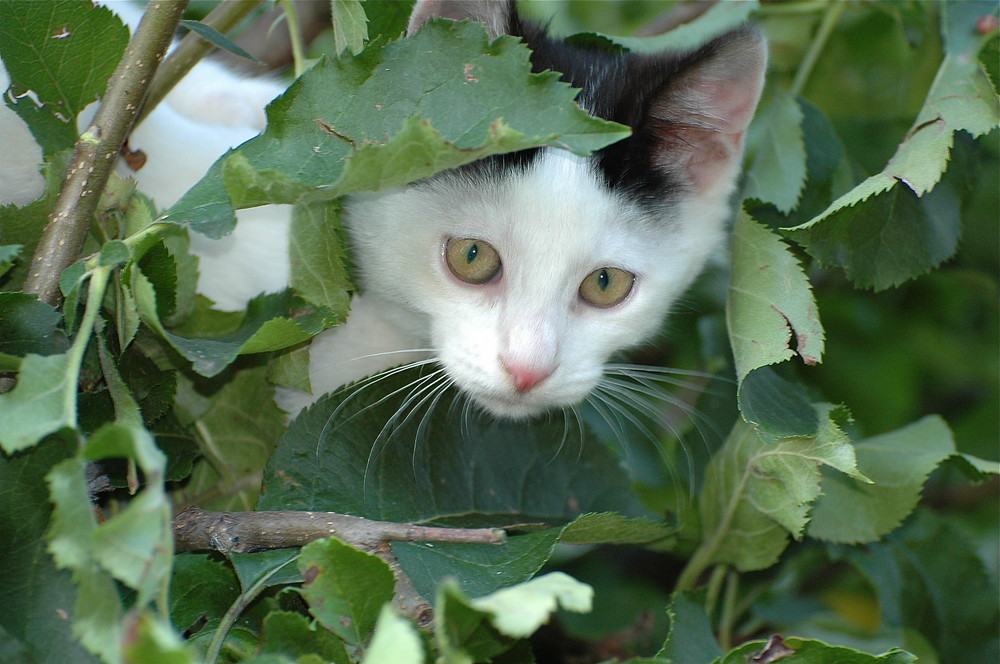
top-left (288, 0), bottom-right (766, 419)
top-left (1, 1), bottom-right (766, 424)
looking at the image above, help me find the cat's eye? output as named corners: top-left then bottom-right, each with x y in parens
top-left (579, 267), bottom-right (635, 308)
top-left (445, 238), bottom-right (502, 284)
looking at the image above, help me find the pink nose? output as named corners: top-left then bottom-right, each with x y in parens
top-left (503, 362), bottom-right (552, 393)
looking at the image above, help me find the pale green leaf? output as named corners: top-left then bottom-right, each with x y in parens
top-left (469, 572), bottom-right (593, 638)
top-left (46, 456), bottom-right (123, 663)
top-left (727, 209), bottom-right (824, 434)
top-left (808, 415), bottom-right (959, 544)
top-left (84, 423), bottom-right (173, 605)
top-left (121, 610), bottom-right (194, 664)
top-left (743, 87), bottom-right (807, 214)
top-left (435, 582), bottom-right (513, 664)
top-left (0, 243), bottom-right (20, 276)
top-left (728, 210), bottom-right (824, 383)
top-left (361, 606), bottom-right (423, 664)
top-left (298, 537), bottom-right (395, 645)
top-left (697, 407), bottom-right (861, 572)
top-left (329, 0), bottom-right (368, 55)
top-left (558, 512), bottom-right (675, 546)
top-left (289, 200), bottom-right (353, 315)
top-left (0, 352), bottom-right (76, 453)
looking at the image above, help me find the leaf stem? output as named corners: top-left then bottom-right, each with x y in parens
top-left (278, 0), bottom-right (307, 78)
top-left (65, 266), bottom-right (113, 430)
top-left (789, 1), bottom-right (847, 98)
top-left (718, 569), bottom-right (739, 652)
top-left (136, 0), bottom-right (266, 129)
top-left (22, 0), bottom-right (189, 306)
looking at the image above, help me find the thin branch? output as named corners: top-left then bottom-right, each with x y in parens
top-left (22, 0), bottom-right (189, 306)
top-left (174, 508), bottom-right (506, 625)
top-left (136, 0), bottom-right (266, 129)
top-left (173, 508), bottom-right (507, 553)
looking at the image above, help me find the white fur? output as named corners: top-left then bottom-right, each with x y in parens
top-left (320, 149), bottom-right (732, 418)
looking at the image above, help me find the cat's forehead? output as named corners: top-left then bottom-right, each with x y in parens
top-left (434, 150), bottom-right (663, 250)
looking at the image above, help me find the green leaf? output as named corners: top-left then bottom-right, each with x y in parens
top-left (785, 0), bottom-right (999, 289)
top-left (657, 592), bottom-right (721, 664)
top-left (715, 637), bottom-right (916, 664)
top-left (0, 352), bottom-right (77, 453)
top-left (176, 364), bottom-right (285, 511)
top-left (258, 611), bottom-right (350, 664)
top-left (0, 291), bottom-right (68, 357)
top-left (329, 0), bottom-right (368, 55)
top-left (696, 407), bottom-right (862, 572)
top-left (179, 19), bottom-right (265, 64)
top-left (261, 366), bottom-right (650, 522)
top-left (164, 20), bottom-right (629, 238)
top-left (837, 510), bottom-right (997, 664)
top-left (0, 243), bottom-right (20, 276)
top-left (469, 572), bottom-right (593, 638)
top-left (600, 0), bottom-right (759, 54)
top-left (46, 455), bottom-right (124, 663)
top-left (808, 415), bottom-right (960, 544)
top-left (132, 243), bottom-right (331, 376)
top-left (393, 527), bottom-right (563, 601)
top-left (298, 537), bottom-right (395, 645)
top-left (558, 512), bottom-right (675, 546)
top-left (0, 434), bottom-right (100, 664)
top-left (785, 183), bottom-right (963, 291)
top-left (98, 239), bottom-right (129, 267)
top-left (727, 209), bottom-right (824, 435)
top-left (84, 423), bottom-right (173, 605)
top-left (121, 611), bottom-right (194, 664)
top-left (230, 548), bottom-right (303, 591)
top-left (743, 88), bottom-right (807, 214)
top-left (169, 553), bottom-right (241, 635)
top-left (289, 200), bottom-right (353, 315)
top-left (435, 582), bottom-right (513, 664)
top-left (0, 0), bottom-right (129, 154)
top-left (361, 605), bottom-right (423, 664)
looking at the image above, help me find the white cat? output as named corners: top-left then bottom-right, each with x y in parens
top-left (1, 0), bottom-right (766, 422)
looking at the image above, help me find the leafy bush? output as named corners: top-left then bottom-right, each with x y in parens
top-left (0, 1), bottom-right (996, 663)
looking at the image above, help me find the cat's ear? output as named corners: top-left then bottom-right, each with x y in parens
top-left (407, 0), bottom-right (513, 38)
top-left (649, 27), bottom-right (767, 195)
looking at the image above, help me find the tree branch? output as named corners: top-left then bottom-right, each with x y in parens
top-left (173, 507), bottom-right (507, 553)
top-left (174, 508), bottom-right (507, 625)
top-left (22, 0), bottom-right (189, 306)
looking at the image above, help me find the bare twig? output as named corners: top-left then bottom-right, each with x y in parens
top-left (22, 0), bottom-right (189, 306)
top-left (173, 507), bottom-right (507, 552)
top-left (174, 508), bottom-right (507, 625)
top-left (136, 0), bottom-right (265, 129)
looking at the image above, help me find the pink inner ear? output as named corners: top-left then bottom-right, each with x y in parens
top-left (694, 78), bottom-right (762, 136)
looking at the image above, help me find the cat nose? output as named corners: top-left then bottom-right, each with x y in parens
top-left (501, 361), bottom-right (553, 393)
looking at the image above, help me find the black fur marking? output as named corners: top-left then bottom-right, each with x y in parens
top-left (452, 2), bottom-right (752, 215)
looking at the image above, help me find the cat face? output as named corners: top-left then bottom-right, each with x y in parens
top-left (345, 149), bottom-right (729, 418)
top-left (334, 0), bottom-right (766, 419)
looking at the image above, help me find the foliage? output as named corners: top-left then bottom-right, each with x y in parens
top-left (0, 1), bottom-right (997, 663)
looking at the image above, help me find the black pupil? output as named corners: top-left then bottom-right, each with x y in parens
top-left (466, 243), bottom-right (478, 263)
top-left (598, 269), bottom-right (609, 291)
